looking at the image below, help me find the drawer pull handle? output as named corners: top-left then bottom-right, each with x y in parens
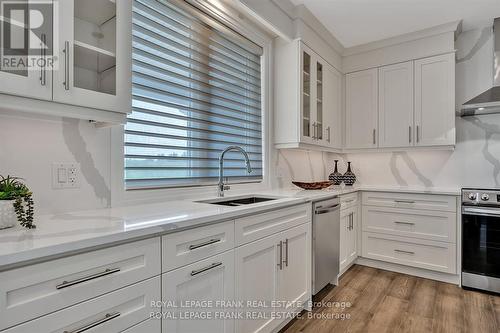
top-left (191, 262), bottom-right (222, 276)
top-left (394, 249), bottom-right (415, 255)
top-left (188, 238), bottom-right (221, 250)
top-left (64, 312), bottom-right (120, 333)
top-left (344, 199), bottom-right (355, 203)
top-left (56, 268), bottom-right (120, 290)
top-left (394, 200), bottom-right (415, 204)
top-left (394, 221), bottom-right (415, 226)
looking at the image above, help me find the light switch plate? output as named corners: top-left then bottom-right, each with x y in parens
top-left (52, 163), bottom-right (80, 189)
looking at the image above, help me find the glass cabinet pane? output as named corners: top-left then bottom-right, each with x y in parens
top-left (73, 0), bottom-right (116, 95)
top-left (303, 51), bottom-right (311, 137)
top-left (316, 62), bottom-right (323, 140)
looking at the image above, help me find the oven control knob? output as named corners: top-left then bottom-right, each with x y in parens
top-left (468, 193), bottom-right (477, 200)
top-left (481, 193), bottom-right (490, 201)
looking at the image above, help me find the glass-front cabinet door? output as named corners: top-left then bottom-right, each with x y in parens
top-left (0, 0), bottom-right (52, 100)
top-left (315, 61), bottom-right (324, 142)
top-left (54, 0), bottom-right (131, 114)
top-left (301, 49), bottom-right (313, 143)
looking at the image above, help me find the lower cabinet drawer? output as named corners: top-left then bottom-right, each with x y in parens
top-left (4, 276), bottom-right (160, 333)
top-left (235, 204), bottom-right (311, 246)
top-left (162, 221), bottom-right (234, 272)
top-left (0, 237), bottom-right (161, 330)
top-left (162, 250), bottom-right (235, 333)
top-left (362, 232), bottom-right (456, 274)
top-left (362, 206), bottom-right (456, 242)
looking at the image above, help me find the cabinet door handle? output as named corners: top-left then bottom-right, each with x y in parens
top-left (409, 126), bottom-right (412, 144)
top-left (56, 268), bottom-right (120, 290)
top-left (394, 200), bottom-right (416, 204)
top-left (394, 221), bottom-right (415, 226)
top-left (284, 239), bottom-right (289, 267)
top-left (416, 125), bottom-right (420, 143)
top-left (63, 41), bottom-right (70, 90)
top-left (373, 129), bottom-right (376, 145)
top-left (326, 126), bottom-right (331, 143)
top-left (188, 238), bottom-right (221, 250)
top-left (277, 241), bottom-right (283, 270)
top-left (63, 312), bottom-right (120, 333)
top-left (190, 262), bottom-right (222, 276)
top-left (394, 249), bottom-right (415, 255)
top-left (40, 33), bottom-right (47, 86)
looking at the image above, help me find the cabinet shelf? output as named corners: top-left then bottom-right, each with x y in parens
top-left (74, 40), bottom-right (116, 73)
top-left (75, 0), bottom-right (116, 26)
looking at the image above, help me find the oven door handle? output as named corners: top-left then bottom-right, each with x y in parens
top-left (462, 207), bottom-right (500, 217)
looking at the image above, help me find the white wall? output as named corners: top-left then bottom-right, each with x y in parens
top-left (275, 27), bottom-right (500, 190)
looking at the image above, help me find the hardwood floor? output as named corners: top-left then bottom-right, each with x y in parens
top-left (281, 265), bottom-right (500, 333)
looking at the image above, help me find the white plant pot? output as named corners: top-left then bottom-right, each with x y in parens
top-left (0, 200), bottom-right (17, 229)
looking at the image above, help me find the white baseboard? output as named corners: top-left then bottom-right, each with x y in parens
top-left (355, 257), bottom-right (460, 285)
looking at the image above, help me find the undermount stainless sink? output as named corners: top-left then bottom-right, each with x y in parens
top-left (197, 196), bottom-right (278, 207)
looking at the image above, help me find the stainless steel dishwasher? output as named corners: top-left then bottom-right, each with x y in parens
top-left (312, 197), bottom-right (340, 295)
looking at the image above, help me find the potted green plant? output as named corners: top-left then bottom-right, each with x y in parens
top-left (0, 176), bottom-right (35, 229)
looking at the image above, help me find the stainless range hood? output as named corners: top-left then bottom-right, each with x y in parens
top-left (461, 18), bottom-right (500, 116)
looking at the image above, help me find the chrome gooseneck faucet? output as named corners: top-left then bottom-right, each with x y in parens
top-left (218, 146), bottom-right (252, 197)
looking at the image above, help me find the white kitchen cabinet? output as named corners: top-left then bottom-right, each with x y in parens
top-left (340, 206), bottom-right (358, 274)
top-left (0, 1), bottom-right (52, 100)
top-left (278, 223), bottom-right (311, 314)
top-left (414, 53), bottom-right (455, 147)
top-left (378, 61), bottom-right (414, 148)
top-left (3, 277), bottom-right (160, 333)
top-left (345, 68), bottom-right (378, 149)
top-left (235, 222), bottom-right (311, 333)
top-left (162, 250), bottom-right (235, 333)
top-left (235, 232), bottom-right (282, 333)
top-left (54, 0), bottom-right (131, 114)
top-left (275, 39), bottom-right (342, 151)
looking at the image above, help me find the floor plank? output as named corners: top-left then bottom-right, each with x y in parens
top-left (281, 265), bottom-right (500, 333)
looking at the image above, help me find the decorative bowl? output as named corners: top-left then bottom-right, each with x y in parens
top-left (292, 181), bottom-right (333, 190)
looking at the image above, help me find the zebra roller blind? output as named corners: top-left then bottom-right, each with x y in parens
top-left (126, 0), bottom-right (263, 189)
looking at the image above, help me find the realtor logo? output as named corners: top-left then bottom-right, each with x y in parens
top-left (1, 0), bottom-right (57, 71)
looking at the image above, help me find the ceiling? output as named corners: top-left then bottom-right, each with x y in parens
top-left (289, 0), bottom-right (500, 48)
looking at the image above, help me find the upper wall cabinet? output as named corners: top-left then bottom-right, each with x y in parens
top-left (345, 68), bottom-right (378, 149)
top-left (275, 39), bottom-right (342, 152)
top-left (378, 61), bottom-right (414, 148)
top-left (345, 53), bottom-right (455, 151)
top-left (0, 0), bottom-right (131, 124)
top-left (54, 0), bottom-right (131, 114)
top-left (414, 53), bottom-right (456, 147)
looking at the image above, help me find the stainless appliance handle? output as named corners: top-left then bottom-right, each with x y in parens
top-left (190, 262), bottom-right (222, 276)
top-left (284, 239), bottom-right (289, 267)
top-left (462, 207), bottom-right (500, 217)
top-left (188, 238), bottom-right (221, 250)
top-left (63, 312), bottom-right (120, 333)
top-left (315, 204), bottom-right (340, 214)
top-left (394, 249), bottom-right (415, 255)
top-left (277, 241), bottom-right (283, 270)
top-left (63, 41), bottom-right (70, 90)
top-left (56, 268), bottom-right (120, 290)
top-left (40, 33), bottom-right (46, 86)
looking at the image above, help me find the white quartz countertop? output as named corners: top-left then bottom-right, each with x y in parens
top-left (0, 185), bottom-right (460, 271)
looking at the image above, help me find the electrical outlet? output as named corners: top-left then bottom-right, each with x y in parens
top-left (52, 163), bottom-right (80, 189)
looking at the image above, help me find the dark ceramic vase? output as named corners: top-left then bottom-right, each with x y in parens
top-left (343, 162), bottom-right (357, 186)
top-left (328, 160), bottom-right (343, 185)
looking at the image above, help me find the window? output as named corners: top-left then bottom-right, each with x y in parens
top-left (125, 0), bottom-right (264, 189)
